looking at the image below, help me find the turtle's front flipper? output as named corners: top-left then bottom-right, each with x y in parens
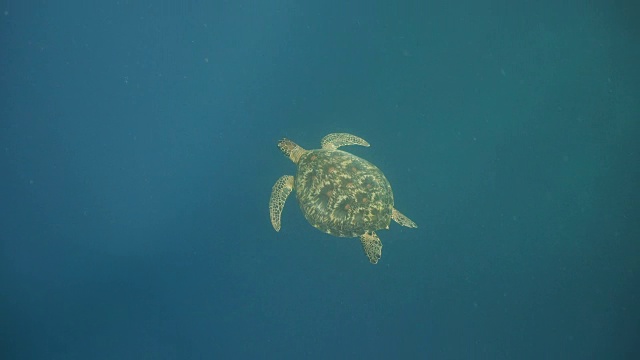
top-left (269, 175), bottom-right (294, 232)
top-left (392, 208), bottom-right (417, 228)
top-left (321, 133), bottom-right (370, 150)
top-left (360, 231), bottom-right (382, 264)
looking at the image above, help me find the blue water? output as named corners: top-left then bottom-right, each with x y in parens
top-left (1, 1), bottom-right (638, 359)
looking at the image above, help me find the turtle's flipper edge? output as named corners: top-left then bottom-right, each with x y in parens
top-left (360, 231), bottom-right (382, 264)
top-left (321, 133), bottom-right (370, 150)
top-left (392, 208), bottom-right (417, 228)
top-left (269, 175), bottom-right (294, 232)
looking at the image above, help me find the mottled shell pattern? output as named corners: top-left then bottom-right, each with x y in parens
top-left (270, 133), bottom-right (417, 264)
top-left (295, 149), bottom-right (394, 237)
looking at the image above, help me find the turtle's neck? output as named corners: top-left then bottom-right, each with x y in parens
top-left (278, 138), bottom-right (306, 164)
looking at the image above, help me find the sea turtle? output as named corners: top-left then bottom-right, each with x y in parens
top-left (269, 132), bottom-right (417, 264)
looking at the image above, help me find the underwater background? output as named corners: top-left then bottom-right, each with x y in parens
top-left (1, 0), bottom-right (638, 359)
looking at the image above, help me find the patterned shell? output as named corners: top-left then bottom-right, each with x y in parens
top-left (294, 148), bottom-right (394, 237)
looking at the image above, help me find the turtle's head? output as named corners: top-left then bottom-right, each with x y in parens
top-left (278, 138), bottom-right (306, 164)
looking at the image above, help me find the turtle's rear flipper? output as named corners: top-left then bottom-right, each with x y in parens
top-left (392, 208), bottom-right (417, 228)
top-left (360, 231), bottom-right (382, 264)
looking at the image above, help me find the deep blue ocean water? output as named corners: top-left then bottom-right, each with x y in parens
top-left (1, 1), bottom-right (638, 359)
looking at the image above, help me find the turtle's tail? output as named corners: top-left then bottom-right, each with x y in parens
top-left (278, 138), bottom-right (306, 164)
